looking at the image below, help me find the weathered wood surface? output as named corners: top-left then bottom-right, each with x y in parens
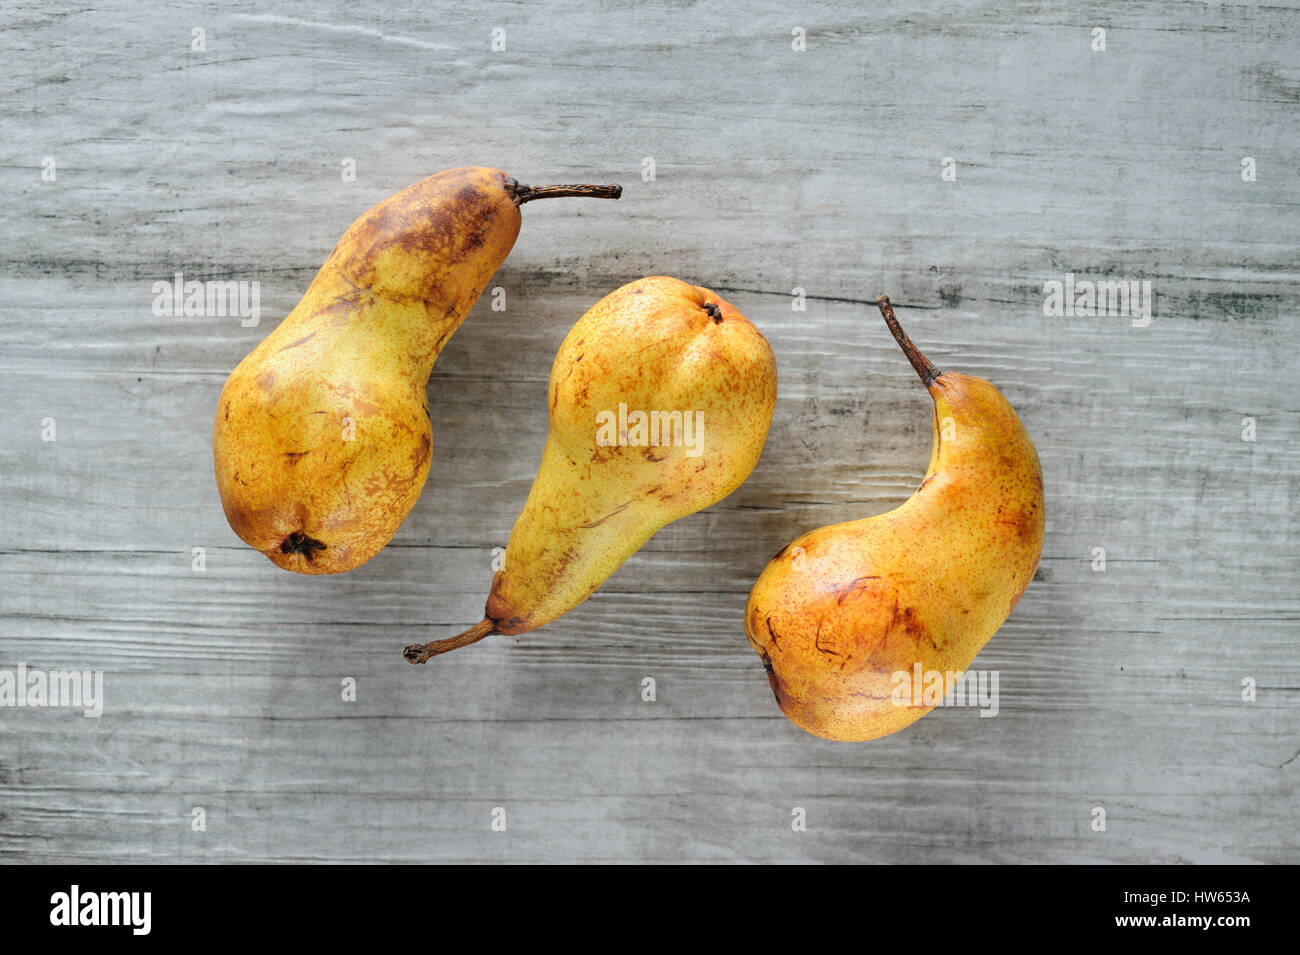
top-left (1, 1), bottom-right (1296, 863)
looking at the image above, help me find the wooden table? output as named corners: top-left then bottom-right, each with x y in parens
top-left (1, 1), bottom-right (1295, 863)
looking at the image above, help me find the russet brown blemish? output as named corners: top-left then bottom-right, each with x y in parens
top-left (764, 615), bottom-right (782, 651)
top-left (277, 331), bottom-right (316, 353)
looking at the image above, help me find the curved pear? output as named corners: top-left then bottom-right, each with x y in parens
top-left (213, 168), bottom-right (621, 574)
top-left (744, 296), bottom-right (1044, 741)
top-left (405, 276), bottom-right (778, 662)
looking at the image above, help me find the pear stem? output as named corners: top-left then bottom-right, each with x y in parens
top-left (404, 618), bottom-right (497, 664)
top-left (512, 182), bottom-right (622, 205)
top-left (876, 295), bottom-right (940, 385)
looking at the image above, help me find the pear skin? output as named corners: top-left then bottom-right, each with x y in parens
top-left (213, 168), bottom-right (621, 574)
top-left (405, 276), bottom-right (778, 661)
top-left (744, 296), bottom-right (1044, 741)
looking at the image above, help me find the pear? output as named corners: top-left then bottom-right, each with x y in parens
top-left (213, 167), bottom-right (621, 574)
top-left (744, 296), bottom-right (1044, 741)
top-left (405, 276), bottom-right (778, 662)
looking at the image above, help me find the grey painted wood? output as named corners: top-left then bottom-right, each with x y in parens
top-left (1, 1), bottom-right (1297, 863)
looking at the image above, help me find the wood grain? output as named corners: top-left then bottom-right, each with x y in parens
top-left (0, 0), bottom-right (1296, 863)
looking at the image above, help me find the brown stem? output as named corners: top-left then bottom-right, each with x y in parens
top-left (403, 618), bottom-right (497, 664)
top-left (876, 295), bottom-right (940, 385)
top-left (510, 181), bottom-right (622, 205)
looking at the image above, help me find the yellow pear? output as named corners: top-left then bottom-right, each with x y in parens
top-left (744, 296), bottom-right (1044, 741)
top-left (213, 167), bottom-right (621, 574)
top-left (405, 276), bottom-right (778, 662)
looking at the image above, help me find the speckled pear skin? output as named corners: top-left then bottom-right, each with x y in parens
top-left (214, 167), bottom-right (631, 575)
top-left (487, 276), bottom-right (779, 634)
top-left (404, 276), bottom-right (777, 663)
top-left (744, 298), bottom-right (1044, 741)
top-left (213, 167), bottom-right (525, 574)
